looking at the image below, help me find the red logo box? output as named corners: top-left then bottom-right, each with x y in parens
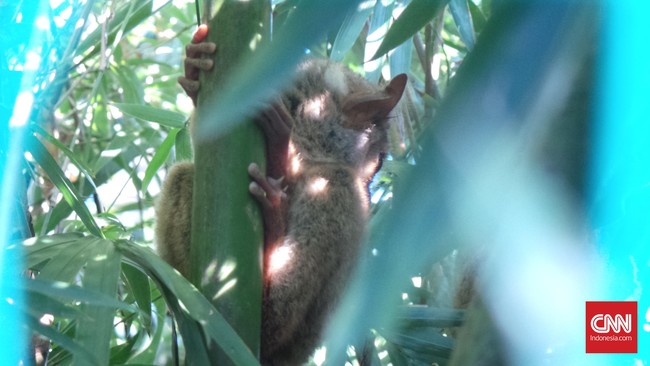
top-left (586, 301), bottom-right (637, 353)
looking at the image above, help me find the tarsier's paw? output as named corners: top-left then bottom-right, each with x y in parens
top-left (178, 24), bottom-right (217, 105)
top-left (248, 163), bottom-right (287, 210)
top-left (249, 163), bottom-right (288, 245)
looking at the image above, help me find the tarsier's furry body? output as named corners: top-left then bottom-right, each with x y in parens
top-left (156, 44), bottom-right (405, 364)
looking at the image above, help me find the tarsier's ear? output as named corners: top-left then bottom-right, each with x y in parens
top-left (342, 74), bottom-right (407, 130)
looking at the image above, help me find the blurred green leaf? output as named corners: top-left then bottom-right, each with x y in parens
top-left (26, 315), bottom-right (99, 365)
top-left (27, 134), bottom-right (103, 238)
top-left (388, 33), bottom-right (414, 76)
top-left (449, 0), bottom-right (475, 49)
top-left (25, 292), bottom-right (83, 319)
top-left (22, 277), bottom-right (135, 313)
top-left (20, 233), bottom-right (84, 269)
top-left (30, 124), bottom-right (98, 191)
top-left (371, 0), bottom-right (448, 60)
top-left (122, 262), bottom-right (153, 330)
top-left (112, 65), bottom-right (145, 104)
top-left (142, 128), bottom-right (179, 193)
top-left (468, 0), bottom-right (487, 33)
top-left (37, 236), bottom-right (102, 282)
top-left (330, 1), bottom-right (374, 61)
top-left (109, 332), bottom-right (141, 364)
top-left (175, 126), bottom-right (193, 161)
top-left (75, 241), bottom-right (122, 365)
top-left (113, 103), bottom-right (186, 128)
top-left (364, 0), bottom-right (394, 82)
top-left (92, 83), bottom-right (111, 137)
top-left (75, 0), bottom-right (154, 64)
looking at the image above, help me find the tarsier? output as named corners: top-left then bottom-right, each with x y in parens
top-left (155, 25), bottom-right (406, 365)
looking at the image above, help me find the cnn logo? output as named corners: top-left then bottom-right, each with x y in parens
top-left (590, 313), bottom-right (632, 334)
top-left (586, 301), bottom-right (637, 353)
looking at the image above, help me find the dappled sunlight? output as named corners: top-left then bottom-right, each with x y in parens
top-left (268, 241), bottom-right (295, 276)
top-left (312, 346), bottom-right (327, 366)
top-left (289, 141), bottom-right (302, 175)
top-left (200, 261), bottom-right (218, 287)
top-left (302, 92), bottom-right (330, 120)
top-left (213, 278), bottom-right (238, 301)
top-left (218, 259), bottom-right (236, 282)
top-left (307, 176), bottom-right (329, 196)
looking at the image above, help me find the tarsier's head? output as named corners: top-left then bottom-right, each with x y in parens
top-left (282, 59), bottom-right (406, 180)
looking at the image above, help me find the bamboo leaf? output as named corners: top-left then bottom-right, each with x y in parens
top-left (122, 262), bottom-right (152, 329)
top-left (160, 286), bottom-right (212, 365)
top-left (25, 292), bottom-right (83, 319)
top-left (330, 1), bottom-right (375, 61)
top-left (388, 34), bottom-right (414, 76)
top-left (30, 124), bottom-right (98, 191)
top-left (25, 315), bottom-right (99, 365)
top-left (449, 0), bottom-right (475, 49)
top-left (175, 126), bottom-right (193, 161)
top-left (109, 332), bottom-right (141, 364)
top-left (142, 128), bottom-right (179, 193)
top-left (111, 65), bottom-right (144, 104)
top-left (370, 0), bottom-right (448, 61)
top-left (364, 0), bottom-right (394, 82)
top-left (114, 240), bottom-right (259, 365)
top-left (37, 237), bottom-right (99, 283)
top-left (113, 103), bottom-right (186, 128)
top-left (468, 0), bottom-right (487, 33)
top-left (75, 0), bottom-right (154, 64)
top-left (22, 277), bottom-right (135, 313)
top-left (74, 241), bottom-right (122, 365)
top-left (26, 134), bottom-right (104, 237)
top-left (19, 233), bottom-right (84, 269)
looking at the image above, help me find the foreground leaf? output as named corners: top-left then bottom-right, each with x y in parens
top-left (115, 240), bottom-right (260, 365)
top-left (371, 0), bottom-right (448, 60)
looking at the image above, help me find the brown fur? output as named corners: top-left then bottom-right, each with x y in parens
top-left (155, 162), bottom-right (193, 277)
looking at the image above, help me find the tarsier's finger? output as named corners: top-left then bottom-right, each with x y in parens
top-left (185, 42), bottom-right (217, 58)
top-left (249, 182), bottom-right (273, 210)
top-left (184, 57), bottom-right (214, 72)
top-left (248, 163), bottom-right (285, 206)
top-left (178, 77), bottom-right (200, 103)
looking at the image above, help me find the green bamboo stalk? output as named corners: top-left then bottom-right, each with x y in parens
top-left (189, 0), bottom-right (270, 361)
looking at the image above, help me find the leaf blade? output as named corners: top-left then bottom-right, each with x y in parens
top-left (26, 134), bottom-right (103, 237)
top-left (370, 0), bottom-right (447, 61)
top-left (113, 103), bottom-right (187, 128)
top-left (449, 0), bottom-right (475, 50)
top-left (141, 128), bottom-right (179, 193)
top-left (74, 240), bottom-right (122, 366)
